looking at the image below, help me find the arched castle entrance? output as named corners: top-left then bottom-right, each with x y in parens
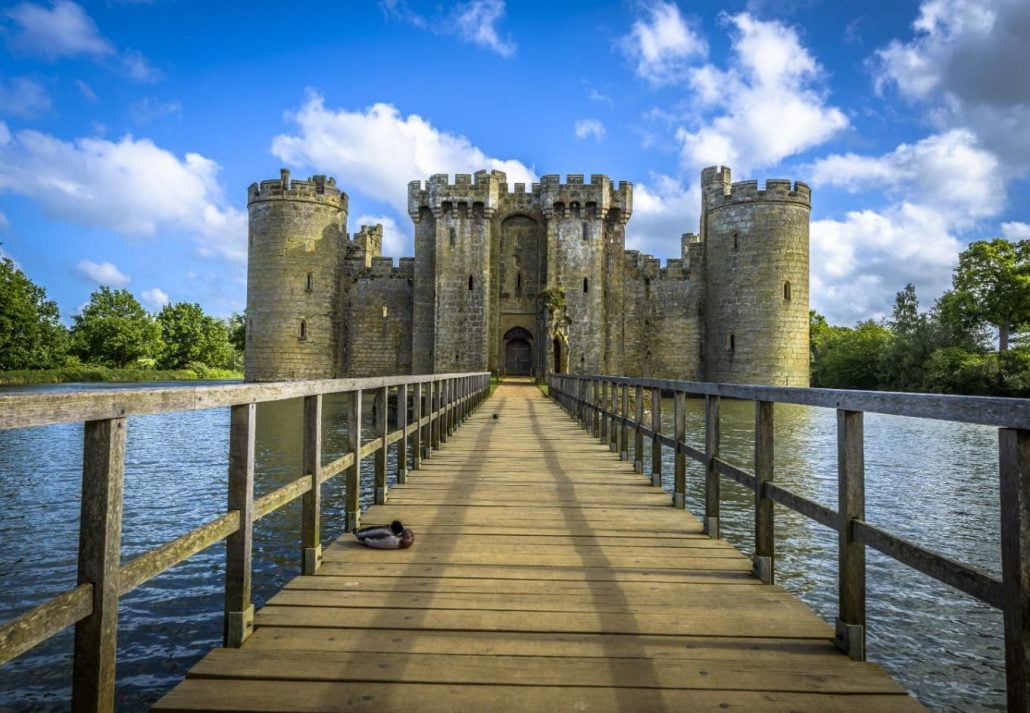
top-left (503, 327), bottom-right (533, 375)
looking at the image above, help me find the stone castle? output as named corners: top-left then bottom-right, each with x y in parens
top-left (244, 166), bottom-right (810, 386)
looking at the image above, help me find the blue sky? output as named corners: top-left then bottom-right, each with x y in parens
top-left (0, 0), bottom-right (1027, 326)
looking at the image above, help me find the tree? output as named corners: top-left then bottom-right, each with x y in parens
top-left (157, 302), bottom-right (235, 369)
top-left (813, 320), bottom-right (891, 390)
top-left (227, 312), bottom-right (246, 354)
top-left (70, 287), bottom-right (162, 368)
top-left (950, 238), bottom-right (1030, 351)
top-left (0, 257), bottom-right (68, 369)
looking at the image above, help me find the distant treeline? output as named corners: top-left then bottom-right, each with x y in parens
top-left (811, 238), bottom-right (1029, 397)
top-left (1, 257), bottom-right (245, 382)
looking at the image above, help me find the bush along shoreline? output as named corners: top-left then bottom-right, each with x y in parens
top-left (0, 365), bottom-right (242, 385)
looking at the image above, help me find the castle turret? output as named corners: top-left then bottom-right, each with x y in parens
top-left (245, 169), bottom-right (348, 381)
top-left (702, 166), bottom-right (810, 386)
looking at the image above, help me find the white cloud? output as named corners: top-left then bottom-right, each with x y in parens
top-left (574, 119), bottom-right (605, 141)
top-left (383, 0), bottom-right (516, 57)
top-left (0, 124), bottom-right (246, 263)
top-left (676, 13), bottom-right (848, 174)
top-left (620, 1), bottom-right (707, 85)
top-left (356, 214), bottom-right (409, 258)
top-left (811, 203), bottom-right (963, 325)
top-left (120, 49), bottom-right (161, 83)
top-left (625, 174), bottom-right (700, 258)
top-left (809, 129), bottom-right (1003, 226)
top-left (3, 0), bottom-right (113, 59)
top-left (1002, 222), bottom-right (1030, 240)
top-left (75, 79), bottom-right (97, 102)
top-left (76, 259), bottom-right (130, 287)
top-left (874, 0), bottom-right (1030, 172)
top-left (141, 287), bottom-right (169, 310)
top-left (271, 92), bottom-right (536, 215)
top-left (0, 77), bottom-right (51, 118)
top-left (0, 210), bottom-right (9, 231)
top-left (130, 97), bottom-right (182, 125)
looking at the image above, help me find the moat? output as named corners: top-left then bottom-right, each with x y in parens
top-left (0, 383), bottom-right (1005, 712)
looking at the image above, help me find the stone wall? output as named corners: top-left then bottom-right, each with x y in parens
top-left (343, 258), bottom-right (414, 376)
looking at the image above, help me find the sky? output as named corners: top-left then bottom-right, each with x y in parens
top-left (0, 0), bottom-right (1028, 327)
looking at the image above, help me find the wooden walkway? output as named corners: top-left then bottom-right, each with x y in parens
top-left (154, 380), bottom-right (924, 712)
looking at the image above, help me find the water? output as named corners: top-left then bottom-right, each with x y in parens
top-left (0, 383), bottom-right (398, 711)
top-left (0, 385), bottom-right (1007, 711)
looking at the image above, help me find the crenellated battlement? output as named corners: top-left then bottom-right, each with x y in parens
top-left (352, 255), bottom-right (416, 279)
top-left (701, 165), bottom-right (809, 209)
top-left (248, 169), bottom-right (348, 208)
top-left (407, 170), bottom-right (633, 223)
top-left (623, 249), bottom-right (692, 280)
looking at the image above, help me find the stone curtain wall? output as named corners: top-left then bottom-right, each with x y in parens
top-left (343, 258), bottom-right (414, 377)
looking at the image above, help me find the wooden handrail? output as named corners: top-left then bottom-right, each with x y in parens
top-left (0, 372), bottom-right (491, 712)
top-left (549, 373), bottom-right (1030, 713)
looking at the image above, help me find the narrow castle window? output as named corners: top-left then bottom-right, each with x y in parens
top-left (583, 277), bottom-right (589, 293)
top-left (571, 202), bottom-right (581, 218)
top-left (582, 223), bottom-right (589, 241)
top-left (784, 281), bottom-right (792, 300)
top-left (733, 232), bottom-right (739, 250)
top-left (305, 272), bottom-right (313, 292)
top-left (516, 272), bottom-right (522, 290)
top-left (728, 333), bottom-right (735, 352)
top-left (468, 275), bottom-right (474, 291)
top-left (299, 319), bottom-right (308, 341)
top-left (449, 228), bottom-right (456, 246)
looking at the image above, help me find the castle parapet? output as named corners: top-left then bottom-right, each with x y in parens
top-left (538, 173), bottom-right (632, 223)
top-left (248, 169), bottom-right (347, 209)
top-left (407, 170), bottom-right (506, 220)
top-left (701, 165), bottom-right (810, 209)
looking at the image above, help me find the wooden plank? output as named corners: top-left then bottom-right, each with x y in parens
top-left (0, 584), bottom-right (92, 666)
top-left (72, 417), bottom-right (126, 712)
top-left (346, 390), bottom-right (361, 531)
top-left (1000, 427), bottom-right (1030, 713)
top-left (154, 680), bottom-right (925, 713)
top-left (755, 400), bottom-right (774, 583)
top-left (836, 409), bottom-right (865, 660)
top-left (314, 561), bottom-right (756, 583)
top-left (224, 403), bottom-right (255, 648)
top-left (301, 395), bottom-right (322, 575)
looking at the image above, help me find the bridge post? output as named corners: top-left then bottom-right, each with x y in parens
top-left (346, 390), bottom-right (362, 532)
top-left (440, 380), bottom-right (449, 443)
top-left (610, 382), bottom-right (619, 453)
top-left (412, 382), bottom-right (423, 470)
top-left (224, 404), bottom-right (255, 648)
top-left (72, 416), bottom-right (126, 712)
top-left (430, 380), bottom-right (440, 453)
top-left (620, 384), bottom-right (629, 461)
top-left (301, 395), bottom-right (322, 575)
top-left (375, 386), bottom-right (388, 505)
top-left (398, 384), bottom-right (408, 484)
top-left (599, 381), bottom-right (609, 445)
top-left (704, 395), bottom-right (720, 537)
top-left (835, 409), bottom-right (865, 660)
top-left (592, 379), bottom-right (600, 438)
top-left (1000, 428), bottom-right (1029, 713)
top-left (634, 385), bottom-right (644, 473)
top-left (673, 390), bottom-right (686, 509)
top-left (651, 387), bottom-right (662, 488)
top-left (754, 400), bottom-right (774, 584)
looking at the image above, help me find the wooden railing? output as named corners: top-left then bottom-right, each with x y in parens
top-left (0, 372), bottom-right (490, 712)
top-left (549, 373), bottom-right (1029, 713)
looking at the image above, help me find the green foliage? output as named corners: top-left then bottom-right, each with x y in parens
top-left (0, 257), bottom-right (69, 369)
top-left (0, 365), bottom-right (242, 385)
top-left (70, 287), bottom-right (162, 368)
top-left (812, 320), bottom-right (891, 390)
top-left (227, 312), bottom-right (246, 354)
top-left (949, 238), bottom-right (1030, 350)
top-left (156, 302), bottom-right (235, 370)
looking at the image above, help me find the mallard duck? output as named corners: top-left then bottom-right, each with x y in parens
top-left (354, 520), bottom-right (414, 549)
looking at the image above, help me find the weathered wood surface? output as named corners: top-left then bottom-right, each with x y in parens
top-left (154, 380), bottom-right (924, 713)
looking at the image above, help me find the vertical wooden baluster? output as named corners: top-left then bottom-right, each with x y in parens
top-left (1000, 427), bottom-right (1029, 713)
top-left (592, 380), bottom-right (600, 438)
top-left (651, 387), bottom-right (662, 488)
top-left (224, 403), bottom-right (255, 648)
top-left (301, 395), bottom-right (322, 576)
top-left (439, 380), bottom-right (448, 444)
top-left (704, 395), bottom-right (721, 538)
top-left (346, 390), bottom-right (363, 532)
top-left (610, 382), bottom-right (619, 452)
top-left (836, 408), bottom-right (865, 660)
top-left (599, 381), bottom-right (608, 445)
top-left (634, 385), bottom-right (644, 474)
top-left (673, 391), bottom-right (686, 509)
top-left (429, 380), bottom-right (439, 455)
top-left (754, 400), bottom-right (774, 584)
top-left (375, 386), bottom-right (388, 505)
top-left (397, 383), bottom-right (409, 484)
top-left (619, 383), bottom-right (629, 461)
top-left (412, 382), bottom-right (423, 470)
top-left (72, 417), bottom-right (126, 712)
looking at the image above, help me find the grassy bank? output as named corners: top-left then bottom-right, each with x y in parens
top-left (0, 366), bottom-right (243, 385)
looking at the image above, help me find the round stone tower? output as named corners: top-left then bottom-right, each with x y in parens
top-left (245, 169), bottom-right (348, 382)
top-left (702, 166), bottom-right (810, 386)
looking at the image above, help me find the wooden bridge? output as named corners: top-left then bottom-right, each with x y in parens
top-left (151, 380), bottom-right (921, 712)
top-left (0, 373), bottom-right (1027, 711)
